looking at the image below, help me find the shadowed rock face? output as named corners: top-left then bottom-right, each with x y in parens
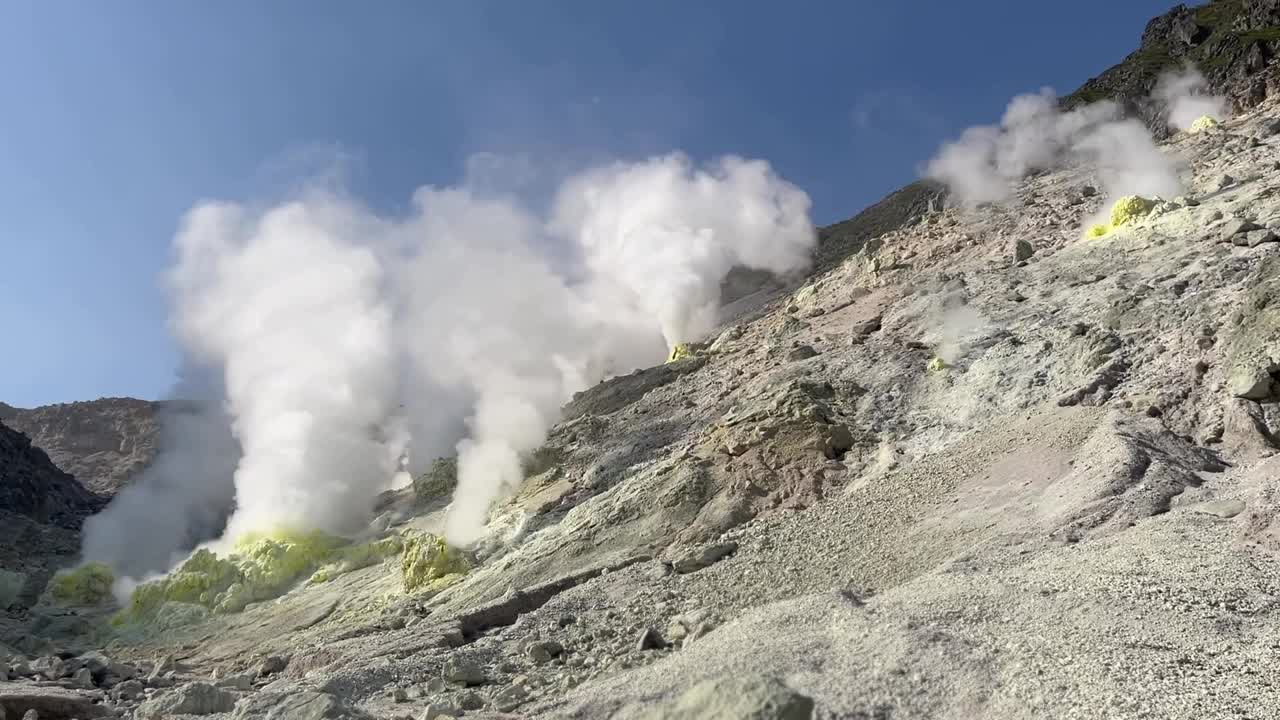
top-left (0, 421), bottom-right (102, 530)
top-left (1, 397), bottom-right (159, 496)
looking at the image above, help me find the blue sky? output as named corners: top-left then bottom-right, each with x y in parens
top-left (0, 0), bottom-right (1176, 407)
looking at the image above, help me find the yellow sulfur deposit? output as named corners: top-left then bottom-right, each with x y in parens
top-left (1188, 115), bottom-right (1219, 133)
top-left (927, 356), bottom-right (949, 373)
top-left (128, 529), bottom-right (347, 618)
top-left (1109, 196), bottom-right (1156, 228)
top-left (667, 342), bottom-right (706, 362)
top-left (48, 562), bottom-right (115, 605)
top-left (309, 535), bottom-right (404, 584)
top-left (1086, 223), bottom-right (1111, 239)
top-left (401, 531), bottom-right (472, 594)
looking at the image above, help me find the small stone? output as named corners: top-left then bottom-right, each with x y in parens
top-left (424, 677), bottom-right (448, 693)
top-left (1215, 174), bottom-right (1235, 191)
top-left (1081, 185), bottom-right (1097, 197)
top-left (850, 316), bottom-right (882, 343)
top-left (22, 712), bottom-right (38, 720)
top-left (493, 684), bottom-right (529, 712)
top-left (258, 654), bottom-right (289, 676)
top-left (526, 640), bottom-right (564, 664)
top-left (389, 686), bottom-right (409, 703)
top-left (636, 626), bottom-right (667, 651)
top-left (1261, 118), bottom-right (1280, 137)
top-left (1196, 499), bottom-right (1246, 518)
top-left (557, 613), bottom-right (577, 627)
top-left (672, 542), bottom-right (738, 574)
top-left (1173, 195), bottom-right (1199, 207)
top-left (422, 700), bottom-right (461, 718)
top-left (457, 691), bottom-right (486, 710)
top-left (1241, 229), bottom-right (1278, 247)
top-left (442, 657), bottom-right (486, 686)
top-left (136, 682), bottom-right (236, 718)
top-left (71, 667), bottom-right (95, 688)
top-left (113, 679), bottom-right (146, 701)
top-left (786, 345), bottom-right (819, 362)
top-left (1014, 239), bottom-right (1035, 262)
top-left (1220, 218), bottom-right (1261, 242)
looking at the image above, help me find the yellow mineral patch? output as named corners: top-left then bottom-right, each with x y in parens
top-left (1109, 196), bottom-right (1156, 228)
top-left (48, 562), bottom-right (115, 605)
top-left (309, 535), bottom-right (404, 585)
top-left (667, 342), bottom-right (706, 362)
top-left (127, 529), bottom-right (349, 619)
top-left (1188, 115), bottom-right (1219, 133)
top-left (400, 531), bottom-right (472, 594)
top-left (927, 356), bottom-right (949, 373)
top-left (1086, 223), bottom-right (1111, 239)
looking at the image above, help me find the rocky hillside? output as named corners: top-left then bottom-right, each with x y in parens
top-left (0, 398), bottom-right (159, 496)
top-left (6, 95), bottom-right (1276, 720)
top-left (0, 420), bottom-right (103, 611)
top-left (7, 4), bottom-right (1280, 719)
top-left (1064, 0), bottom-right (1280, 130)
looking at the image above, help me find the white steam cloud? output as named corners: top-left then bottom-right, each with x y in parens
top-left (1156, 66), bottom-right (1228, 132)
top-left (90, 152), bottom-right (815, 572)
top-left (925, 88), bottom-right (1180, 206)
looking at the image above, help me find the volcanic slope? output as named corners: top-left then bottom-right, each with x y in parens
top-left (12, 101), bottom-right (1280, 720)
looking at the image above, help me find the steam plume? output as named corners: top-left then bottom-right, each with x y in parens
top-left (925, 88), bottom-right (1179, 205)
top-left (1156, 67), bottom-right (1228, 132)
top-left (87, 152), bottom-right (815, 571)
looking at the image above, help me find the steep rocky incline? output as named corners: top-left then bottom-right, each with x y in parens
top-left (23, 98), bottom-right (1274, 720)
top-left (0, 420), bottom-right (102, 611)
top-left (1, 397), bottom-right (159, 496)
top-left (0, 421), bottom-right (103, 529)
top-left (1065, 0), bottom-right (1280, 131)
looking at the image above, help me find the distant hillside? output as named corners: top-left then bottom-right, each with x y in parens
top-left (2, 397), bottom-right (160, 495)
top-left (1064, 0), bottom-right (1280, 135)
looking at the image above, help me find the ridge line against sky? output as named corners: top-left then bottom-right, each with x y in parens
top-left (0, 0), bottom-right (1177, 407)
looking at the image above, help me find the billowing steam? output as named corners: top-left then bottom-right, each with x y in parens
top-left (1156, 66), bottom-right (1228, 132)
top-left (82, 366), bottom-right (239, 579)
top-left (89, 152), bottom-right (815, 575)
top-left (925, 88), bottom-right (1180, 205)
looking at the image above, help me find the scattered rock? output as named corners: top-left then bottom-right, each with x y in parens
top-left (1081, 185), bottom-right (1097, 197)
top-left (1237, 229), bottom-right (1278, 248)
top-left (1220, 218), bottom-right (1261, 242)
top-left (526, 640), bottom-right (564, 664)
top-left (635, 626), bottom-right (667, 651)
top-left (1196, 499), bottom-right (1247, 518)
top-left (1215, 174), bottom-right (1236, 191)
top-left (457, 691), bottom-right (485, 711)
top-left (70, 667), bottom-right (94, 688)
top-left (626, 674), bottom-right (815, 719)
top-left (137, 682), bottom-right (236, 718)
top-left (850, 316), bottom-right (882, 340)
top-left (787, 345), bottom-right (819, 362)
top-left (672, 542), bottom-right (738, 573)
top-left (231, 690), bottom-right (362, 720)
top-left (442, 657), bottom-right (486, 686)
top-left (492, 684), bottom-right (528, 712)
top-left (422, 700), bottom-right (461, 719)
top-left (1014, 239), bottom-right (1035, 262)
top-left (258, 654), bottom-right (289, 677)
top-left (112, 680), bottom-right (145, 701)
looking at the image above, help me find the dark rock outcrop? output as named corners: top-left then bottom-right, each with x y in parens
top-left (0, 420), bottom-right (103, 530)
top-left (2, 397), bottom-right (159, 495)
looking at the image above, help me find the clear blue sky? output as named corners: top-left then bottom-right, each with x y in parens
top-left (0, 0), bottom-right (1176, 407)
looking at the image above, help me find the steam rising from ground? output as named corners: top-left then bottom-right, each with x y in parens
top-left (1156, 67), bottom-right (1228, 131)
top-left (925, 88), bottom-right (1180, 205)
top-left (90, 153), bottom-right (815, 574)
